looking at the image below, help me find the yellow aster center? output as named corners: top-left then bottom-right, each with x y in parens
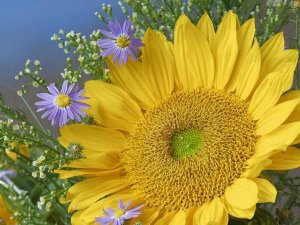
top-left (55, 94), bottom-right (71, 108)
top-left (116, 36), bottom-right (130, 48)
top-left (114, 209), bottom-right (125, 218)
top-left (123, 88), bottom-right (257, 210)
top-left (171, 128), bottom-right (204, 159)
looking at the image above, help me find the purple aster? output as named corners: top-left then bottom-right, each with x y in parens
top-left (97, 19), bottom-right (143, 66)
top-left (35, 81), bottom-right (89, 127)
top-left (95, 200), bottom-right (144, 225)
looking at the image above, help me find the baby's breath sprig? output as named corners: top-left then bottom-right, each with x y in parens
top-left (16, 59), bottom-right (47, 96)
top-left (291, 1), bottom-right (300, 88)
top-left (51, 29), bottom-right (108, 83)
top-left (117, 0), bottom-right (291, 45)
top-left (255, 0), bottom-right (292, 44)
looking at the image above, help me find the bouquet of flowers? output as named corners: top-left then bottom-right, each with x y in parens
top-left (1, 0), bottom-right (300, 224)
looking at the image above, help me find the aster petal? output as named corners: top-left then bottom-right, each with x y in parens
top-left (35, 100), bottom-right (54, 106)
top-left (101, 45), bottom-right (119, 58)
top-left (122, 20), bottom-right (131, 34)
top-left (100, 29), bottom-right (118, 39)
top-left (108, 20), bottom-right (122, 36)
top-left (61, 80), bottom-right (68, 94)
top-left (41, 107), bottom-right (56, 119)
top-left (118, 200), bottom-right (124, 209)
top-left (113, 48), bottom-right (122, 64)
top-left (97, 39), bottom-right (116, 48)
top-left (48, 83), bottom-right (59, 95)
top-left (66, 107), bottom-right (75, 120)
top-left (66, 82), bottom-right (76, 95)
top-left (37, 93), bottom-right (55, 101)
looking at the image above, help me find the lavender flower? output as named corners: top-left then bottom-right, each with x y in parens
top-left (97, 20), bottom-right (143, 66)
top-left (96, 200), bottom-right (144, 225)
top-left (35, 81), bottom-right (89, 127)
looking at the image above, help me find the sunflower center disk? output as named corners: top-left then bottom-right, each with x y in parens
top-left (171, 128), bottom-right (203, 159)
top-left (116, 36), bottom-right (130, 48)
top-left (55, 94), bottom-right (71, 108)
top-left (123, 88), bottom-right (257, 211)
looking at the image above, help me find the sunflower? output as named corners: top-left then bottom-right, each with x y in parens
top-left (57, 12), bottom-right (300, 225)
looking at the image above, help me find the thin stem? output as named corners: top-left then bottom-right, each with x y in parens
top-left (20, 95), bottom-right (47, 134)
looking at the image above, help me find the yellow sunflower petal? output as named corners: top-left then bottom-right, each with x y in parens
top-left (66, 152), bottom-right (120, 170)
top-left (142, 29), bottom-right (175, 101)
top-left (248, 71), bottom-right (285, 120)
top-left (256, 98), bottom-right (300, 135)
top-left (185, 206), bottom-right (197, 225)
top-left (193, 197), bottom-right (227, 225)
top-left (154, 210), bottom-right (186, 225)
top-left (235, 39), bottom-right (261, 99)
top-left (108, 57), bottom-right (158, 109)
top-left (84, 80), bottom-right (142, 132)
top-left (266, 146), bottom-right (300, 170)
top-left (71, 210), bottom-right (84, 225)
top-left (225, 178), bottom-right (258, 209)
top-left (261, 32), bottom-right (284, 63)
top-left (253, 122), bottom-right (300, 160)
top-left (129, 208), bottom-right (160, 225)
top-left (58, 124), bottom-right (125, 153)
top-left (224, 200), bottom-right (256, 219)
top-left (259, 50), bottom-right (298, 88)
top-left (197, 12), bottom-right (215, 44)
top-left (253, 178), bottom-right (277, 203)
top-left (242, 159), bottom-right (272, 178)
top-left (66, 170), bottom-right (129, 212)
top-left (211, 11), bottom-right (238, 89)
top-left (56, 167), bottom-right (122, 179)
top-left (227, 18), bottom-right (256, 92)
top-left (278, 90), bottom-right (300, 103)
top-left (174, 15), bottom-right (214, 90)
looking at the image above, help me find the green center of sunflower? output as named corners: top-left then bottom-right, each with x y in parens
top-left (171, 128), bottom-right (203, 159)
top-left (55, 94), bottom-right (71, 108)
top-left (116, 36), bottom-right (130, 48)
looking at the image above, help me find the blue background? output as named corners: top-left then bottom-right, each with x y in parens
top-left (0, 0), bottom-right (123, 89)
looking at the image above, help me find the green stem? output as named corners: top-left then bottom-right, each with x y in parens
top-left (20, 95), bottom-right (47, 134)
